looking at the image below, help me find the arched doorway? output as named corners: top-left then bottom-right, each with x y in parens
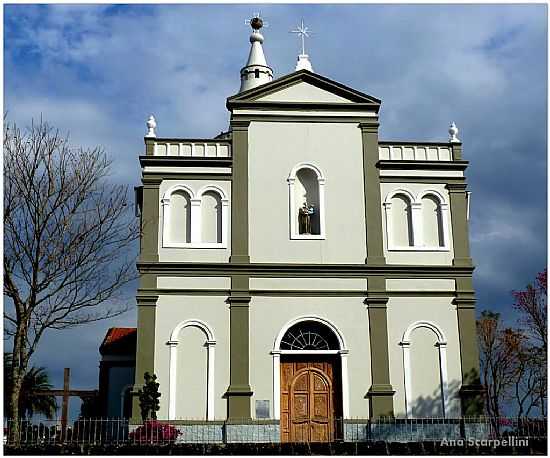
top-left (275, 317), bottom-right (346, 442)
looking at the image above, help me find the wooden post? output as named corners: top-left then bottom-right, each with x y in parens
top-left (61, 368), bottom-right (70, 441)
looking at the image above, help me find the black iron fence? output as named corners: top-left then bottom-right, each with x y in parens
top-left (3, 416), bottom-right (547, 447)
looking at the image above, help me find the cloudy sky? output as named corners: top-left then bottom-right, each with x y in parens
top-left (4, 3), bottom-right (547, 419)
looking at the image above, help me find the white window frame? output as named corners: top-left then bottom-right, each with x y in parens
top-left (287, 162), bottom-right (326, 240)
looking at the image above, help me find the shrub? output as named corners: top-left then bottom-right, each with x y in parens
top-left (129, 420), bottom-right (179, 444)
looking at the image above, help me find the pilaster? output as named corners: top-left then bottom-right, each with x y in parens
top-left (131, 293), bottom-right (158, 422)
top-left (359, 121), bottom-right (386, 265)
top-left (140, 177), bottom-right (161, 263)
top-left (454, 276), bottom-right (484, 415)
top-left (365, 276), bottom-right (394, 418)
top-left (446, 183), bottom-right (472, 267)
top-left (226, 118), bottom-right (253, 419)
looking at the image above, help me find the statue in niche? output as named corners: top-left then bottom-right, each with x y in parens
top-left (298, 201), bottom-right (315, 234)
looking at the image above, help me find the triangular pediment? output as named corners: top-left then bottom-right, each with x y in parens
top-left (256, 81), bottom-right (355, 103)
top-left (227, 69), bottom-right (381, 110)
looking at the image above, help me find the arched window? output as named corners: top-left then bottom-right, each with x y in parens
top-left (280, 320), bottom-right (341, 350)
top-left (384, 190), bottom-right (414, 249)
top-left (400, 321), bottom-right (448, 418)
top-left (162, 184), bottom-right (228, 248)
top-left (417, 191), bottom-right (449, 249)
top-left (197, 185), bottom-right (228, 247)
top-left (288, 163), bottom-right (326, 239)
top-left (201, 191), bottom-right (222, 243)
top-left (170, 190), bottom-right (192, 243)
top-left (162, 185), bottom-right (197, 247)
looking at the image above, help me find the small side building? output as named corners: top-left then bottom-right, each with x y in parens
top-left (98, 327), bottom-right (136, 418)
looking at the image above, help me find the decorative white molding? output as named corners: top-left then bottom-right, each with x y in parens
top-left (400, 321), bottom-right (448, 418)
top-left (288, 162), bottom-right (326, 240)
top-left (168, 320), bottom-right (216, 421)
top-left (271, 315), bottom-right (349, 419)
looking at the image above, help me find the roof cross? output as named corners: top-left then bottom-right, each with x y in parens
top-left (291, 19), bottom-right (312, 55)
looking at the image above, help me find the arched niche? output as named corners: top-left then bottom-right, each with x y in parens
top-left (400, 321), bottom-right (448, 418)
top-left (288, 163), bottom-right (326, 239)
top-left (167, 319), bottom-right (216, 420)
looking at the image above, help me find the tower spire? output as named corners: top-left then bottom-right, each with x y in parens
top-left (239, 14), bottom-right (273, 93)
top-left (291, 19), bottom-right (313, 72)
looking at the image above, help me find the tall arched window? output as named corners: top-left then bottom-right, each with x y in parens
top-left (162, 184), bottom-right (228, 248)
top-left (418, 191), bottom-right (449, 249)
top-left (201, 191), bottom-right (222, 243)
top-left (197, 185), bottom-right (228, 247)
top-left (384, 190), bottom-right (414, 249)
top-left (288, 163), bottom-right (326, 239)
top-left (162, 185), bottom-right (197, 247)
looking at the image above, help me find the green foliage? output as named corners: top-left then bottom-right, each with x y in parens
top-left (4, 354), bottom-right (57, 419)
top-left (137, 372), bottom-right (161, 421)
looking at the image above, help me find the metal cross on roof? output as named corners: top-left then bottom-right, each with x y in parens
top-left (291, 19), bottom-right (312, 55)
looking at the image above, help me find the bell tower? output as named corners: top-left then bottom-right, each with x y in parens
top-left (239, 15), bottom-right (273, 92)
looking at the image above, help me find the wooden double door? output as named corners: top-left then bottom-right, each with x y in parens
top-left (280, 355), bottom-right (342, 442)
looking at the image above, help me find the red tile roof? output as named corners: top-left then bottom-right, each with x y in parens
top-left (99, 327), bottom-right (137, 356)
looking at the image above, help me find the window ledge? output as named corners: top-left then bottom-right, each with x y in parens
top-left (163, 243), bottom-right (227, 249)
top-left (290, 234), bottom-right (326, 240)
top-left (388, 246), bottom-right (450, 252)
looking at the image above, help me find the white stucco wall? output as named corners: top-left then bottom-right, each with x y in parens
top-left (154, 294), bottom-right (230, 420)
top-left (256, 81), bottom-right (354, 103)
top-left (248, 121), bottom-right (367, 263)
top-left (249, 295), bottom-right (372, 419)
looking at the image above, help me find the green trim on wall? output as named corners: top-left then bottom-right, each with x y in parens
top-left (137, 287), bottom-right (457, 297)
top-left (140, 156), bottom-right (232, 168)
top-left (451, 143), bottom-right (463, 161)
top-left (380, 177), bottom-right (466, 185)
top-left (377, 160), bottom-right (469, 171)
top-left (359, 122), bottom-right (386, 265)
top-left (446, 183), bottom-right (473, 267)
top-left (226, 120), bottom-right (252, 419)
top-left (454, 276), bottom-right (484, 415)
top-left (139, 183), bottom-right (160, 263)
top-left (137, 261), bottom-right (474, 278)
top-left (143, 173), bottom-right (232, 181)
top-left (131, 295), bottom-right (158, 422)
top-left (232, 115), bottom-right (377, 124)
top-left (365, 275), bottom-right (394, 418)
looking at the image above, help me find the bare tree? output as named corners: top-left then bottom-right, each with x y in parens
top-left (3, 118), bottom-right (138, 428)
top-left (476, 311), bottom-right (517, 423)
top-left (512, 269), bottom-right (547, 415)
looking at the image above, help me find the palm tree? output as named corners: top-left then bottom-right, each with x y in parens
top-left (4, 354), bottom-right (57, 419)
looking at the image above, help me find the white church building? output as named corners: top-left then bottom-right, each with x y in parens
top-left (132, 16), bottom-right (483, 442)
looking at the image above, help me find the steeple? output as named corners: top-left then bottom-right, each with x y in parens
top-left (291, 19), bottom-right (313, 72)
top-left (239, 15), bottom-right (273, 93)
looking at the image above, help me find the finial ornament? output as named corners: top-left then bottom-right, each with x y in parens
top-left (449, 122), bottom-right (460, 143)
top-left (146, 115), bottom-right (157, 138)
top-left (239, 13), bottom-right (273, 92)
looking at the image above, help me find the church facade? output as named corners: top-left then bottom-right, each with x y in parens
top-left (132, 17), bottom-right (482, 441)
